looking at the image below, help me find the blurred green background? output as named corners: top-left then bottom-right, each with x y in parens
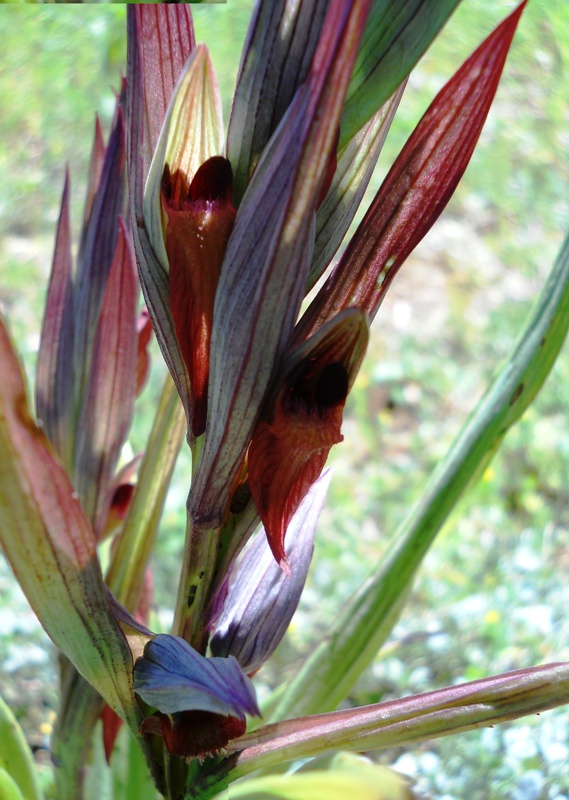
top-left (1, 2), bottom-right (569, 797)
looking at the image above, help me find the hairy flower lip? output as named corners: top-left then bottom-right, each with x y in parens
top-left (140, 709), bottom-right (246, 761)
top-left (248, 308), bottom-right (368, 568)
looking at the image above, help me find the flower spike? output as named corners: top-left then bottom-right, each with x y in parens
top-left (189, 0), bottom-right (372, 529)
top-left (127, 6), bottom-right (197, 436)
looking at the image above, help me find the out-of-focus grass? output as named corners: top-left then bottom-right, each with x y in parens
top-left (0, 2), bottom-right (568, 796)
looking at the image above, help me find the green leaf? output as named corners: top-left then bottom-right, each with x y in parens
top-left (0, 319), bottom-right (138, 728)
top-left (0, 695), bottom-right (43, 800)
top-left (270, 225), bottom-right (569, 719)
top-left (115, 726), bottom-right (160, 800)
top-left (51, 673), bottom-right (104, 800)
top-left (227, 752), bottom-right (411, 799)
top-left (339, 0), bottom-right (463, 148)
top-left (0, 769), bottom-right (26, 800)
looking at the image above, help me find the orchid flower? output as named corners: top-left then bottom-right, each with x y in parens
top-left (3, 4), bottom-right (568, 800)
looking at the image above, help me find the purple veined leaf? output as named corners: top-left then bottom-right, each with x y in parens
top-left (0, 320), bottom-right (137, 724)
top-left (308, 80), bottom-right (406, 293)
top-left (226, 753), bottom-right (412, 800)
top-left (73, 101), bottom-right (127, 408)
top-left (74, 218), bottom-right (138, 536)
top-left (248, 309), bottom-right (368, 569)
top-left (35, 171), bottom-right (75, 474)
top-left (127, 6), bottom-right (196, 197)
top-left (227, 0), bottom-right (330, 204)
top-left (133, 634), bottom-right (260, 720)
top-left (189, 0), bottom-right (373, 530)
top-left (79, 116), bottom-right (105, 255)
top-left (295, 1), bottom-right (528, 343)
top-left (127, 6), bottom-right (197, 437)
top-left (209, 470), bottom-right (331, 674)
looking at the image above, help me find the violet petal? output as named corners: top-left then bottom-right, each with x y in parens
top-left (133, 634), bottom-right (261, 720)
top-left (210, 470), bottom-right (331, 673)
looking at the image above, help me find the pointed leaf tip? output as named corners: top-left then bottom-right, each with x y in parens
top-left (36, 170), bottom-right (75, 470)
top-left (298, 0), bottom-right (529, 339)
top-left (144, 43), bottom-right (224, 275)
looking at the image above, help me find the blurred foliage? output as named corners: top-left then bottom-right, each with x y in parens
top-left (1, 1), bottom-right (569, 797)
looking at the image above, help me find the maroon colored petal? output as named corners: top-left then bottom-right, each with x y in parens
top-left (100, 704), bottom-right (123, 764)
top-left (35, 171), bottom-right (75, 472)
top-left (296, 1), bottom-right (528, 341)
top-left (141, 710), bottom-right (246, 761)
top-left (164, 157), bottom-right (236, 436)
top-left (249, 309), bottom-right (368, 568)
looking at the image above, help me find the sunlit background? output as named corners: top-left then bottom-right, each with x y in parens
top-left (1, 2), bottom-right (569, 797)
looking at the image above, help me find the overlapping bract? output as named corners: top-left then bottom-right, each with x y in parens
top-left (129, 1), bottom-right (528, 590)
top-left (36, 92), bottom-right (147, 539)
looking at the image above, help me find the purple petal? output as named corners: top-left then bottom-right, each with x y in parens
top-left (74, 219), bottom-right (138, 534)
top-left (133, 634), bottom-right (261, 720)
top-left (73, 99), bottom-right (127, 405)
top-left (35, 171), bottom-right (75, 472)
top-left (209, 470), bottom-right (331, 674)
top-left (227, 0), bottom-right (329, 203)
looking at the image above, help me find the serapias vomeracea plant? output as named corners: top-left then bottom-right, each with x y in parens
top-left (2, 2), bottom-right (569, 799)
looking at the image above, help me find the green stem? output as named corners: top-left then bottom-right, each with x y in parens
top-left (191, 662), bottom-right (569, 798)
top-left (106, 377), bottom-right (185, 609)
top-left (172, 515), bottom-right (221, 651)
